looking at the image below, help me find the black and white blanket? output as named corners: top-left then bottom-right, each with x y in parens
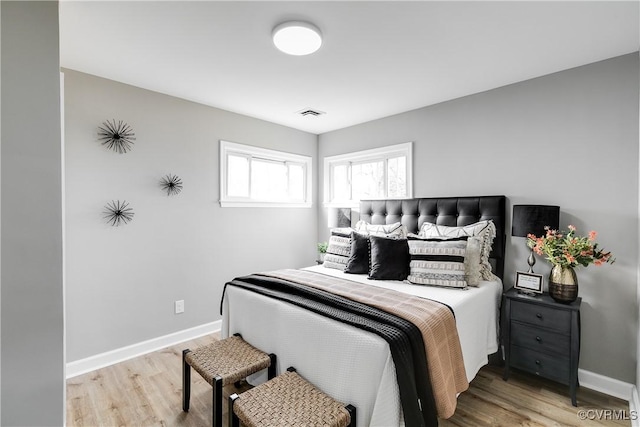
top-left (222, 269), bottom-right (469, 427)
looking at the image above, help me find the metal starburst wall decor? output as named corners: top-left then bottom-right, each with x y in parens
top-left (103, 200), bottom-right (135, 226)
top-left (97, 119), bottom-right (136, 154)
top-left (160, 174), bottom-right (183, 196)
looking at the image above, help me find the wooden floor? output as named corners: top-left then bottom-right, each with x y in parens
top-left (440, 368), bottom-right (629, 427)
top-left (67, 334), bottom-right (630, 427)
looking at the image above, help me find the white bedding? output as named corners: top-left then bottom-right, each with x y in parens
top-left (307, 265), bottom-right (503, 381)
top-left (221, 265), bottom-right (502, 427)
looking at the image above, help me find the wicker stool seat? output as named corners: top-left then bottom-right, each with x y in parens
top-left (182, 335), bottom-right (276, 427)
top-left (229, 367), bottom-right (356, 427)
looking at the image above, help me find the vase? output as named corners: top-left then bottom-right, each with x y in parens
top-left (548, 265), bottom-right (578, 303)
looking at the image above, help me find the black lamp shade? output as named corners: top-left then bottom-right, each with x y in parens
top-left (328, 208), bottom-right (352, 229)
top-left (512, 205), bottom-right (560, 238)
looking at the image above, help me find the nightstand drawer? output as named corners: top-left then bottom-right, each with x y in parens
top-left (511, 322), bottom-right (570, 355)
top-left (510, 345), bottom-right (570, 384)
top-left (511, 301), bottom-right (571, 333)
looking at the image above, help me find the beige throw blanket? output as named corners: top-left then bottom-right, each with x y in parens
top-left (261, 269), bottom-right (469, 419)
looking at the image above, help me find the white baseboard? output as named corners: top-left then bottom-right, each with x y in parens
top-left (66, 320), bottom-right (221, 379)
top-left (579, 369), bottom-right (634, 401)
top-left (630, 386), bottom-right (639, 427)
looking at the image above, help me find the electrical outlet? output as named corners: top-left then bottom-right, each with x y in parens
top-left (175, 300), bottom-right (184, 314)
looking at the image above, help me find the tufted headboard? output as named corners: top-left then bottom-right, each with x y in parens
top-left (359, 196), bottom-right (506, 280)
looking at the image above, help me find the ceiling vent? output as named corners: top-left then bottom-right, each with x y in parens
top-left (297, 108), bottom-right (326, 117)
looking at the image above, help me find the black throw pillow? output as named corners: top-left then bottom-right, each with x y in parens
top-left (368, 235), bottom-right (410, 281)
top-left (345, 231), bottom-right (369, 274)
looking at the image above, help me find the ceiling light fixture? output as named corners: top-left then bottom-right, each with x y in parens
top-left (272, 21), bottom-right (322, 56)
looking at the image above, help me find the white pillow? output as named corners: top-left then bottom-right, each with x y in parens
top-left (406, 233), bottom-right (482, 286)
top-left (419, 220), bottom-right (496, 280)
top-left (354, 220), bottom-right (408, 239)
top-left (407, 237), bottom-right (468, 288)
top-left (323, 232), bottom-right (351, 271)
top-left (464, 236), bottom-right (482, 286)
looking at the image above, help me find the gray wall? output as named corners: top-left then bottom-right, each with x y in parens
top-left (319, 54), bottom-right (640, 383)
top-left (1, 2), bottom-right (65, 425)
top-left (64, 70), bottom-right (318, 362)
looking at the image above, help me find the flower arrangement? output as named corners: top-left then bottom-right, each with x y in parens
top-left (527, 225), bottom-right (614, 268)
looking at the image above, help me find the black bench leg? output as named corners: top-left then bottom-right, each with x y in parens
top-left (346, 404), bottom-right (356, 427)
top-left (213, 375), bottom-right (223, 427)
top-left (229, 393), bottom-right (240, 427)
top-left (268, 353), bottom-right (277, 379)
top-left (182, 349), bottom-right (191, 412)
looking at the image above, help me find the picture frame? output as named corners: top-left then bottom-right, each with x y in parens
top-left (514, 271), bottom-right (543, 294)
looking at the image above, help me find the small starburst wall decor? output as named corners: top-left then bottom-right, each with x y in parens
top-left (97, 119), bottom-right (136, 154)
top-left (103, 200), bottom-right (134, 226)
top-left (160, 174), bottom-right (183, 196)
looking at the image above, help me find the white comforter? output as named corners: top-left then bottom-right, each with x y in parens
top-left (221, 265), bottom-right (502, 427)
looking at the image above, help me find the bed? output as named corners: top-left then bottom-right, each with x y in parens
top-left (221, 196), bottom-right (506, 427)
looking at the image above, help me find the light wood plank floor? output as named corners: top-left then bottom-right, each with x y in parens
top-left (67, 334), bottom-right (630, 426)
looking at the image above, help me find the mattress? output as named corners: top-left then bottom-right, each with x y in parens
top-left (221, 265), bottom-right (503, 426)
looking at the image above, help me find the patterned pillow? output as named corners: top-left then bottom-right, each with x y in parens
top-left (322, 229), bottom-right (353, 271)
top-left (330, 227), bottom-right (354, 237)
top-left (354, 220), bottom-right (408, 239)
top-left (419, 220), bottom-right (496, 280)
top-left (407, 236), bottom-right (468, 288)
top-left (464, 236), bottom-right (482, 286)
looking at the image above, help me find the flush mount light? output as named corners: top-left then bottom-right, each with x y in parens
top-left (272, 21), bottom-right (322, 56)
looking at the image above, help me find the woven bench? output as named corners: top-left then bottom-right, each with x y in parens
top-left (182, 335), bottom-right (276, 427)
top-left (229, 367), bottom-right (356, 427)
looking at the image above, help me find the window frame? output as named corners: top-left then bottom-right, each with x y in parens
top-left (323, 142), bottom-right (413, 207)
top-left (220, 140), bottom-right (312, 208)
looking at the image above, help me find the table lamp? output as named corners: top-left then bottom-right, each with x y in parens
top-left (328, 208), bottom-right (351, 229)
top-left (512, 205), bottom-right (560, 273)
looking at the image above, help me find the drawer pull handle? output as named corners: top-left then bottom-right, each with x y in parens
top-left (535, 360), bottom-right (541, 365)
top-left (536, 313), bottom-right (543, 319)
top-left (536, 336), bottom-right (542, 342)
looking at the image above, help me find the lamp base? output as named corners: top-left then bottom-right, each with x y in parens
top-left (527, 248), bottom-right (536, 273)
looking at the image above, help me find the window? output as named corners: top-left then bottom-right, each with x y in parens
top-left (324, 142), bottom-right (412, 206)
top-left (220, 140), bottom-right (312, 207)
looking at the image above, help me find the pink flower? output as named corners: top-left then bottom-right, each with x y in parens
top-left (524, 226), bottom-right (613, 268)
top-left (532, 238), bottom-right (544, 255)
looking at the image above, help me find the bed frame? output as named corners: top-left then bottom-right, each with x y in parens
top-left (359, 195), bottom-right (506, 281)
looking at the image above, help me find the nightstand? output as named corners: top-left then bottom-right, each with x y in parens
top-left (502, 288), bottom-right (581, 406)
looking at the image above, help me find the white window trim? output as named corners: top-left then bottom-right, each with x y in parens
top-left (220, 140), bottom-right (312, 208)
top-left (323, 142), bottom-right (413, 208)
